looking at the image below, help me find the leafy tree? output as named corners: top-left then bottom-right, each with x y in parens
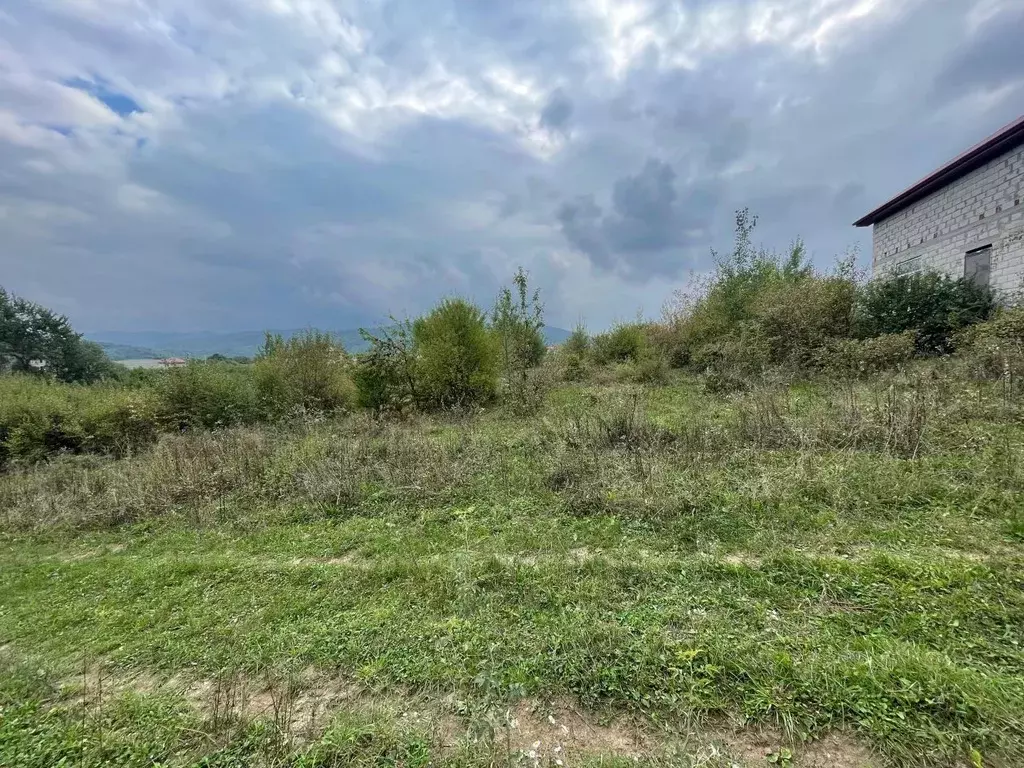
top-left (492, 267), bottom-right (545, 369)
top-left (493, 268), bottom-right (546, 411)
top-left (414, 298), bottom-right (498, 408)
top-left (0, 287), bottom-right (117, 382)
top-left (354, 317), bottom-right (420, 413)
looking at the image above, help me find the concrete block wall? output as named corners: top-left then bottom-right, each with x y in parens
top-left (872, 144), bottom-right (1024, 297)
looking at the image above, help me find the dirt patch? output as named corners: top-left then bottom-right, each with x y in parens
top-left (717, 726), bottom-right (876, 768)
top-left (497, 698), bottom-right (650, 765)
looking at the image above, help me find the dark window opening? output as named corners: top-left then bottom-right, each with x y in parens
top-left (964, 245), bottom-right (992, 288)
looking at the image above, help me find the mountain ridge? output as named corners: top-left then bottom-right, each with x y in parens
top-left (91, 326), bottom-right (573, 360)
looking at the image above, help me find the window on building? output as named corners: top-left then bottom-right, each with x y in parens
top-left (964, 245), bottom-right (992, 288)
top-left (894, 255), bottom-right (921, 275)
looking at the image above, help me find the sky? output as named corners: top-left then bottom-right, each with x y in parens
top-left (1, 0), bottom-right (1022, 333)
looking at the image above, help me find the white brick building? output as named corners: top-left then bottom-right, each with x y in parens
top-left (855, 116), bottom-right (1024, 296)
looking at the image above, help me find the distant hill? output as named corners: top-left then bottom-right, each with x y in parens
top-left (95, 341), bottom-right (164, 361)
top-left (89, 326), bottom-right (573, 359)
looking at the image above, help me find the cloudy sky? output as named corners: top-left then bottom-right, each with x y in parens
top-left (1, 0), bottom-right (1022, 333)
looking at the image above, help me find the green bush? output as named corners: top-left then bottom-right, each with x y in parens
top-left (690, 325), bottom-right (772, 379)
top-left (0, 377), bottom-right (159, 467)
top-left (956, 306), bottom-right (1024, 382)
top-left (254, 331), bottom-right (355, 416)
top-left (562, 324), bottom-right (591, 358)
top-left (661, 210), bottom-right (857, 372)
top-left (157, 361), bottom-right (258, 430)
top-left (816, 331), bottom-right (917, 378)
top-left (354, 319), bottom-right (419, 414)
top-left (592, 323), bottom-right (648, 364)
top-left (752, 272), bottom-right (858, 368)
top-left (855, 271), bottom-right (996, 355)
top-left (623, 352), bottom-right (670, 385)
top-left (413, 298), bottom-right (498, 409)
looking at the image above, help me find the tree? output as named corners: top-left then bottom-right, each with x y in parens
top-left (414, 298), bottom-right (498, 408)
top-left (0, 287), bottom-right (116, 382)
top-left (354, 317), bottom-right (420, 413)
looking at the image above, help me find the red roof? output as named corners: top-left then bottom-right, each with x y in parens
top-left (854, 115), bottom-right (1024, 227)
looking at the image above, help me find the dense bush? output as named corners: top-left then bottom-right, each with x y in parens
top-left (855, 271), bottom-right (996, 355)
top-left (157, 361), bottom-right (258, 430)
top-left (354, 319), bottom-right (419, 413)
top-left (0, 376), bottom-right (159, 467)
top-left (413, 298), bottom-right (499, 409)
top-left (254, 331), bottom-right (355, 416)
top-left (956, 306), bottom-right (1024, 383)
top-left (816, 331), bottom-right (917, 378)
top-left (661, 211), bottom-right (860, 374)
top-left (592, 323), bottom-right (649, 364)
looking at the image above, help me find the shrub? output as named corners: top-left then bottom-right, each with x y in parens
top-left (254, 331), bottom-right (355, 416)
top-left (354, 319), bottom-right (419, 414)
top-left (562, 324), bottom-right (591, 358)
top-left (661, 210), bottom-right (858, 372)
top-left (592, 323), bottom-right (648, 364)
top-left (493, 268), bottom-right (547, 413)
top-left (752, 271), bottom-right (858, 368)
top-left (413, 298), bottom-right (498, 409)
top-left (816, 331), bottom-right (917, 378)
top-left (956, 306), bottom-right (1024, 383)
top-left (158, 361), bottom-right (258, 430)
top-left (623, 352), bottom-right (670, 385)
top-left (690, 325), bottom-right (772, 379)
top-left (0, 377), bottom-right (159, 467)
top-left (855, 271), bottom-right (996, 355)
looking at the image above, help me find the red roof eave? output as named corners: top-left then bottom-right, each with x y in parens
top-left (854, 115), bottom-right (1024, 227)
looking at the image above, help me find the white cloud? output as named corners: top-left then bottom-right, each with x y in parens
top-left (0, 0), bottom-right (1016, 332)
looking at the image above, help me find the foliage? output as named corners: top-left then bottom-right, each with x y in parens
top-left (0, 376), bottom-right (159, 467)
top-left (493, 268), bottom-right (547, 413)
top-left (816, 331), bottom-right (918, 378)
top-left (956, 306), bottom-right (1024, 386)
top-left (413, 298), bottom-right (498, 409)
top-left (354, 318), bottom-right (419, 413)
top-left (592, 322), bottom-right (649, 364)
top-left (562, 323), bottom-right (591, 358)
top-left (254, 330), bottom-right (355, 416)
top-left (855, 270), bottom-right (996, 355)
top-left (157, 360), bottom-right (259, 430)
top-left (661, 211), bottom-right (859, 373)
top-left (0, 287), bottom-right (119, 383)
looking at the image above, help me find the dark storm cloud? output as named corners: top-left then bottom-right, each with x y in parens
top-left (558, 158), bottom-right (717, 279)
top-left (933, 5), bottom-right (1024, 102)
top-left (540, 90), bottom-right (574, 132)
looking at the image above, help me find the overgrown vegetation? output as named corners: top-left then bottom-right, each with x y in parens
top-left (2, 223), bottom-right (1023, 767)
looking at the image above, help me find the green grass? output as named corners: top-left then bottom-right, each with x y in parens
top-left (2, 373), bottom-right (1023, 766)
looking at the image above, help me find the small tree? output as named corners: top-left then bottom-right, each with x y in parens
top-left (493, 267), bottom-right (546, 411)
top-left (414, 298), bottom-right (498, 409)
top-left (354, 317), bottom-right (419, 413)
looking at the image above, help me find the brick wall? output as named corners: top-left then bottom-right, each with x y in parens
top-left (872, 144), bottom-right (1024, 296)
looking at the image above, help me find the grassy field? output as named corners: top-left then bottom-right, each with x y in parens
top-left (1, 372), bottom-right (1022, 767)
